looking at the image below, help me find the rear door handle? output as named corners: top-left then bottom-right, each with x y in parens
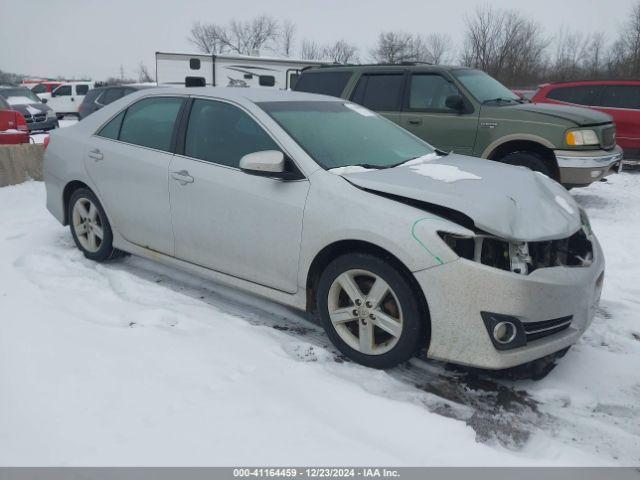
top-left (171, 170), bottom-right (194, 185)
top-left (88, 149), bottom-right (103, 161)
top-left (408, 119), bottom-right (423, 125)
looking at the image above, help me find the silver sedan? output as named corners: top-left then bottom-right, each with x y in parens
top-left (43, 87), bottom-right (604, 372)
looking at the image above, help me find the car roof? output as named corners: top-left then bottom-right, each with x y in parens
top-left (140, 86), bottom-right (341, 103)
top-left (540, 80), bottom-right (640, 87)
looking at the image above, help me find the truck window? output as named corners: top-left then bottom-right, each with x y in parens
top-left (259, 76), bottom-right (276, 87)
top-left (350, 74), bottom-right (404, 112)
top-left (599, 85), bottom-right (640, 110)
top-left (546, 85), bottom-right (602, 106)
top-left (55, 85), bottom-right (72, 96)
top-left (409, 74), bottom-right (460, 111)
top-left (293, 71), bottom-right (352, 97)
top-left (76, 85), bottom-right (89, 95)
top-left (32, 84), bottom-right (47, 94)
top-left (190, 58), bottom-right (201, 70)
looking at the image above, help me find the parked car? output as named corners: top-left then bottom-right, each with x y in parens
top-left (47, 82), bottom-right (93, 118)
top-left (78, 85), bottom-right (154, 119)
top-left (0, 86), bottom-right (59, 132)
top-left (31, 81), bottom-right (63, 100)
top-left (0, 95), bottom-right (29, 144)
top-left (532, 80), bottom-right (640, 166)
top-left (44, 88), bottom-right (604, 374)
top-left (294, 64), bottom-right (623, 188)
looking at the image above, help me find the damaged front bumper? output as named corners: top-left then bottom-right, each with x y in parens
top-left (555, 146), bottom-right (623, 187)
top-left (414, 235), bottom-right (604, 370)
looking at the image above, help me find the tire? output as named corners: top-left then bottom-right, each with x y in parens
top-left (68, 188), bottom-right (124, 262)
top-left (498, 151), bottom-right (552, 178)
top-left (316, 253), bottom-right (427, 369)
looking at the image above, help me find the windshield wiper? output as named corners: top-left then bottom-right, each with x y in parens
top-left (481, 97), bottom-right (519, 105)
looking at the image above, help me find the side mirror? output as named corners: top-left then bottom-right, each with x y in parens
top-left (445, 94), bottom-right (465, 112)
top-left (41, 98), bottom-right (48, 104)
top-left (240, 150), bottom-right (303, 180)
top-left (51, 91), bottom-right (57, 98)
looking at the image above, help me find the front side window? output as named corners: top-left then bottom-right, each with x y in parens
top-left (409, 74), bottom-right (461, 111)
top-left (351, 74), bottom-right (404, 111)
top-left (184, 99), bottom-right (278, 168)
top-left (259, 101), bottom-right (435, 170)
top-left (600, 85), bottom-right (640, 110)
top-left (452, 69), bottom-right (519, 104)
top-left (76, 85), bottom-right (89, 95)
top-left (293, 71), bottom-right (352, 97)
top-left (55, 85), bottom-right (72, 96)
top-left (546, 85), bottom-right (602, 106)
top-left (119, 97), bottom-right (183, 151)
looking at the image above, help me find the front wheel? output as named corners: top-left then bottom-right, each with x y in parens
top-left (498, 151), bottom-right (553, 178)
top-left (68, 188), bottom-right (123, 262)
top-left (316, 253), bottom-right (427, 369)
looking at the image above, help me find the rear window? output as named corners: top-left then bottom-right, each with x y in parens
top-left (546, 85), bottom-right (602, 106)
top-left (293, 71), bottom-right (352, 97)
top-left (599, 85), bottom-right (640, 110)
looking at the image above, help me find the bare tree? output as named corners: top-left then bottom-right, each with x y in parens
top-left (187, 15), bottom-right (279, 56)
top-left (370, 31), bottom-right (414, 63)
top-left (300, 39), bottom-right (325, 60)
top-left (322, 40), bottom-right (359, 63)
top-left (279, 20), bottom-right (296, 57)
top-left (424, 33), bottom-right (453, 64)
top-left (613, 1), bottom-right (640, 76)
top-left (461, 5), bottom-right (547, 86)
top-left (137, 61), bottom-right (154, 83)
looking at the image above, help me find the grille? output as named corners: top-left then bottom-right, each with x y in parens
top-left (22, 112), bottom-right (46, 124)
top-left (602, 125), bottom-right (616, 149)
top-left (524, 315), bottom-right (573, 342)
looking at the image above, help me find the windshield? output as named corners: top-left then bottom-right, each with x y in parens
top-left (452, 69), bottom-right (520, 104)
top-left (258, 101), bottom-right (435, 170)
top-left (0, 88), bottom-right (42, 105)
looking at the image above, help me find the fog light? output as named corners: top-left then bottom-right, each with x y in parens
top-left (590, 170), bottom-right (602, 178)
top-left (481, 312), bottom-right (527, 351)
top-left (493, 321), bottom-right (517, 344)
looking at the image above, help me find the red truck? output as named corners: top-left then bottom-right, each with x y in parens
top-left (532, 80), bottom-right (640, 165)
top-left (0, 95), bottom-right (29, 145)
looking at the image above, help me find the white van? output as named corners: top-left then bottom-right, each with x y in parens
top-left (155, 52), bottom-right (326, 90)
top-left (46, 82), bottom-right (93, 118)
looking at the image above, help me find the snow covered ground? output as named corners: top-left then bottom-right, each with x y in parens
top-left (0, 143), bottom-right (639, 465)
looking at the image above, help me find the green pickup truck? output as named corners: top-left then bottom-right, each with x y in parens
top-left (293, 64), bottom-right (623, 188)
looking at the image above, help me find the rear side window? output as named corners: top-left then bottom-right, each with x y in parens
top-left (293, 71), bottom-right (352, 97)
top-left (101, 88), bottom-right (123, 105)
top-left (599, 86), bottom-right (640, 109)
top-left (119, 97), bottom-right (183, 151)
top-left (32, 84), bottom-right (46, 94)
top-left (97, 111), bottom-right (125, 140)
top-left (546, 85), bottom-right (602, 106)
top-left (409, 74), bottom-right (460, 111)
top-left (184, 99), bottom-right (278, 168)
top-left (76, 85), bottom-right (89, 95)
top-left (350, 74), bottom-right (404, 111)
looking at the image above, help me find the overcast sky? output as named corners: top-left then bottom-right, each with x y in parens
top-left (0, 0), bottom-right (634, 81)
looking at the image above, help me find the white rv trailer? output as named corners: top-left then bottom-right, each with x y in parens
top-left (155, 52), bottom-right (326, 90)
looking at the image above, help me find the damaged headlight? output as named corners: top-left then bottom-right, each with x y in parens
top-left (439, 228), bottom-right (594, 274)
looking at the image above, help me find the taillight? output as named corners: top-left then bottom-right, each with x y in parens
top-left (43, 135), bottom-right (50, 149)
top-left (15, 112), bottom-right (28, 132)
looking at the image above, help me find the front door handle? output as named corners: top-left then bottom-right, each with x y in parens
top-left (408, 118), bottom-right (423, 125)
top-left (88, 148), bottom-right (103, 161)
top-left (171, 170), bottom-right (194, 185)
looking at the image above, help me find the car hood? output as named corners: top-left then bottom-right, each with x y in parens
top-left (10, 102), bottom-right (51, 115)
top-left (505, 102), bottom-right (612, 126)
top-left (340, 154), bottom-right (582, 242)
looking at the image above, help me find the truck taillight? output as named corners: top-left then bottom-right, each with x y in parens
top-left (43, 135), bottom-right (50, 149)
top-left (15, 112), bottom-right (28, 132)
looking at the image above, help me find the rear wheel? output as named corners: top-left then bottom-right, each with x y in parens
top-left (68, 188), bottom-right (123, 262)
top-left (317, 253), bottom-right (426, 369)
top-left (498, 151), bottom-right (553, 178)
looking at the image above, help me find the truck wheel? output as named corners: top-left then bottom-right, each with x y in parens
top-left (498, 151), bottom-right (552, 178)
top-left (316, 253), bottom-right (427, 369)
